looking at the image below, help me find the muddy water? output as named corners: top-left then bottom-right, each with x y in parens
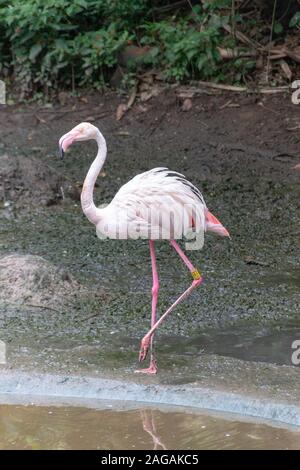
top-left (1, 403), bottom-right (299, 450)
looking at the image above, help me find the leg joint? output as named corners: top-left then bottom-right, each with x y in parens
top-left (191, 269), bottom-right (202, 280)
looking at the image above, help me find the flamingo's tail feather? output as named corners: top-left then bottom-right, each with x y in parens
top-left (206, 210), bottom-right (230, 238)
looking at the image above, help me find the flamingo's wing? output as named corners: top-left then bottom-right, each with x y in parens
top-left (103, 168), bottom-right (207, 239)
top-left (114, 167), bottom-right (205, 205)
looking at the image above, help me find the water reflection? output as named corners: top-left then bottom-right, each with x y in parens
top-left (140, 410), bottom-right (167, 450)
top-left (0, 403), bottom-right (299, 450)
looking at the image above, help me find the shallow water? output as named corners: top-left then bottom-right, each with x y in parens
top-left (5, 323), bottom-right (300, 378)
top-left (0, 403), bottom-right (299, 450)
top-left (162, 325), bottom-right (300, 366)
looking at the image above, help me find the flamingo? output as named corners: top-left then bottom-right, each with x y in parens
top-left (59, 122), bottom-right (230, 374)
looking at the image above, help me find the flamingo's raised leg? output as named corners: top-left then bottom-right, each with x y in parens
top-left (139, 240), bottom-right (203, 365)
top-left (135, 240), bottom-right (159, 374)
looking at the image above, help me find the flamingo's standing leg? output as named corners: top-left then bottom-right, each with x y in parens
top-left (135, 240), bottom-right (159, 374)
top-left (139, 240), bottom-right (203, 363)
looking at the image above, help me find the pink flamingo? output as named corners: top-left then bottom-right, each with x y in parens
top-left (59, 123), bottom-right (230, 374)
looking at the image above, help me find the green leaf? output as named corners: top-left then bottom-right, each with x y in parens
top-left (289, 12), bottom-right (300, 28)
top-left (29, 43), bottom-right (42, 62)
top-left (274, 22), bottom-right (283, 34)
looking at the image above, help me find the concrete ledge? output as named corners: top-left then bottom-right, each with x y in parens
top-left (0, 369), bottom-right (299, 429)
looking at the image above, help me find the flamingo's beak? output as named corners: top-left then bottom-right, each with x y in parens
top-left (222, 227), bottom-right (231, 239)
top-left (58, 130), bottom-right (81, 159)
top-left (59, 142), bottom-right (65, 159)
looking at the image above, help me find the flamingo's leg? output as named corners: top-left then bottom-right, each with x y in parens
top-left (139, 240), bottom-right (203, 363)
top-left (135, 240), bottom-right (159, 374)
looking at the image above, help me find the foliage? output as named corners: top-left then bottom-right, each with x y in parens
top-left (141, 2), bottom-right (233, 81)
top-left (289, 11), bottom-right (300, 28)
top-left (0, 0), bottom-right (296, 96)
top-left (0, 0), bottom-right (145, 94)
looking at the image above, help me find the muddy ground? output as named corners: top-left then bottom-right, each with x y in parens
top-left (0, 89), bottom-right (300, 425)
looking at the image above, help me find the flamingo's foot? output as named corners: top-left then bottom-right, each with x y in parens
top-left (138, 334), bottom-right (152, 362)
top-left (135, 356), bottom-right (157, 375)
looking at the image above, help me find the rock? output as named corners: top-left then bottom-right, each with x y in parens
top-left (58, 91), bottom-right (70, 106)
top-left (0, 152), bottom-right (62, 207)
top-left (0, 254), bottom-right (80, 309)
top-left (181, 98), bottom-right (193, 112)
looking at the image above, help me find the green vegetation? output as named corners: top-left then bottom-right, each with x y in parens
top-left (0, 0), bottom-right (299, 96)
top-left (290, 11), bottom-right (300, 27)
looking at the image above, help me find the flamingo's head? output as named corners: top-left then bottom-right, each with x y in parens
top-left (294, 163), bottom-right (300, 171)
top-left (59, 122), bottom-right (98, 158)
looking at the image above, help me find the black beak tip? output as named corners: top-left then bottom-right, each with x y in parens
top-left (59, 144), bottom-right (65, 159)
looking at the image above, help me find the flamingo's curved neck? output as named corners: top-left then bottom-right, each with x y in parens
top-left (81, 130), bottom-right (107, 225)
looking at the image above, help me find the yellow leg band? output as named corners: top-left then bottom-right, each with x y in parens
top-left (191, 269), bottom-right (201, 280)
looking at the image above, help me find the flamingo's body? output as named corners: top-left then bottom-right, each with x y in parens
top-left (96, 167), bottom-right (227, 241)
top-left (59, 123), bottom-right (229, 374)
